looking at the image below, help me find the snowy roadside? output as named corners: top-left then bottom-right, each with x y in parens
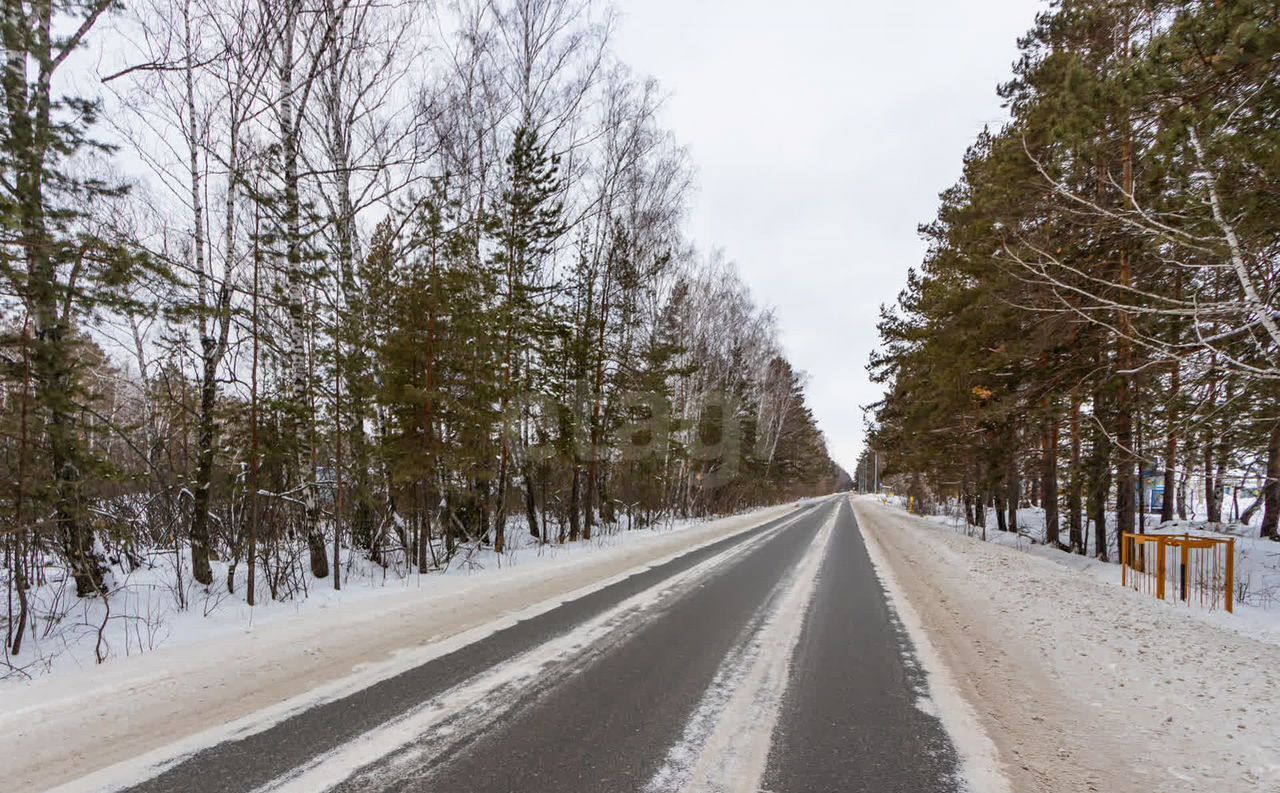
top-left (0, 501), bottom-right (804, 792)
top-left (6, 510), bottom-right (820, 683)
top-left (853, 496), bottom-right (1280, 793)
top-left (907, 501), bottom-right (1280, 643)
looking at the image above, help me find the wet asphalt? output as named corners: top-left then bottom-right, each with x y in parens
top-left (117, 498), bottom-right (962, 793)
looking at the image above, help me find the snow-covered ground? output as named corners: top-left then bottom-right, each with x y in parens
top-left (0, 502), bottom-right (803, 792)
top-left (1, 507), bottom-right (815, 683)
top-left (855, 497), bottom-right (1280, 792)
top-left (899, 496), bottom-right (1280, 639)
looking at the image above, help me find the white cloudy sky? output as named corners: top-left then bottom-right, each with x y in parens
top-left (611, 0), bottom-right (1044, 471)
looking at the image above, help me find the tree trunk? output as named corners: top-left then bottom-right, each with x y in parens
top-left (11, 530), bottom-right (29, 655)
top-left (1161, 343), bottom-right (1180, 525)
top-left (1068, 389), bottom-right (1084, 554)
top-left (10, 339), bottom-right (32, 652)
top-left (417, 514), bottom-right (430, 571)
top-left (522, 462), bottom-right (539, 541)
top-left (1088, 399), bottom-right (1112, 562)
top-left (1260, 420), bottom-right (1280, 540)
top-left (279, 5), bottom-right (326, 580)
top-left (1113, 109), bottom-right (1137, 542)
top-left (248, 212), bottom-right (261, 607)
top-left (189, 371), bottom-right (217, 586)
top-left (1161, 435), bottom-right (1177, 524)
top-left (1006, 455), bottom-right (1018, 534)
top-left (184, 0), bottom-right (216, 587)
top-left (1177, 443), bottom-right (1192, 520)
top-left (494, 359), bottom-right (513, 554)
top-left (1042, 407), bottom-right (1060, 547)
top-left (333, 354), bottom-right (343, 591)
top-left (971, 460), bottom-right (986, 540)
top-left (1213, 436), bottom-right (1229, 524)
top-left (567, 466), bottom-right (581, 543)
top-left (584, 241), bottom-right (616, 543)
top-left (1114, 380), bottom-right (1136, 539)
top-left (1205, 443), bottom-right (1222, 524)
top-left (600, 473), bottom-right (615, 525)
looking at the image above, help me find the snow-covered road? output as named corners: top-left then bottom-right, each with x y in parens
top-left (10, 495), bottom-right (1272, 792)
top-left (22, 493), bottom-right (1269, 787)
top-left (15, 496), bottom-right (1003, 793)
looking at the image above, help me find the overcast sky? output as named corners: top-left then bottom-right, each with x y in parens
top-left (611, 0), bottom-right (1044, 471)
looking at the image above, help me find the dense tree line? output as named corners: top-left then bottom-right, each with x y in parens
top-left (866, 0), bottom-right (1278, 556)
top-left (0, 0), bottom-right (841, 659)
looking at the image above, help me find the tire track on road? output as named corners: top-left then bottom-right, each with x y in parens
top-left (100, 504), bottom-right (821, 793)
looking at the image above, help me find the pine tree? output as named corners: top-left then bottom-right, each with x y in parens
top-left (488, 124), bottom-right (566, 553)
top-left (0, 0), bottom-right (151, 596)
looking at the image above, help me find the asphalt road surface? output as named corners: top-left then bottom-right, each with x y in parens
top-left (116, 498), bottom-right (962, 793)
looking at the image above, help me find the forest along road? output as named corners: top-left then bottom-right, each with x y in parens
top-left (59, 498), bottom-right (980, 793)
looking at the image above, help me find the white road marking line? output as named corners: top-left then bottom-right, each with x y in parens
top-left (252, 509), bottom-right (814, 793)
top-left (645, 503), bottom-right (838, 793)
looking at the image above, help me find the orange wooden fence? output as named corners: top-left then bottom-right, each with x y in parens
top-left (1121, 533), bottom-right (1235, 613)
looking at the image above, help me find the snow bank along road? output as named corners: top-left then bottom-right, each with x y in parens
top-left (28, 497), bottom-right (1005, 793)
top-left (854, 499), bottom-right (1280, 793)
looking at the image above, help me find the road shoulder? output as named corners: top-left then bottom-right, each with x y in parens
top-left (852, 497), bottom-right (1280, 793)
